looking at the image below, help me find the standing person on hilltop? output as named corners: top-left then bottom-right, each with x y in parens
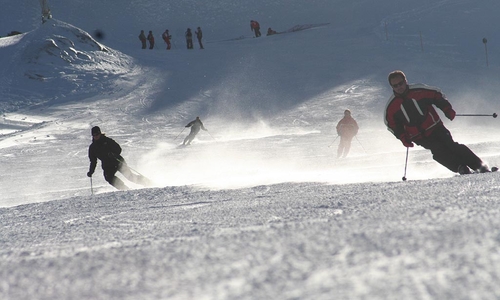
top-left (162, 29), bottom-right (172, 50)
top-left (139, 30), bottom-right (147, 49)
top-left (385, 70), bottom-right (491, 174)
top-left (195, 27), bottom-right (204, 49)
top-left (183, 117), bottom-right (208, 145)
top-left (87, 126), bottom-right (151, 190)
top-left (185, 28), bottom-right (193, 49)
top-left (147, 30), bottom-right (155, 49)
top-left (250, 20), bottom-right (261, 37)
top-left (336, 109), bottom-right (359, 158)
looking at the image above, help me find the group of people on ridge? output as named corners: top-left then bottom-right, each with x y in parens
top-left (250, 20), bottom-right (277, 37)
top-left (139, 27), bottom-right (204, 50)
top-left (185, 27), bottom-right (204, 49)
top-left (87, 70), bottom-right (493, 191)
top-left (139, 20), bottom-right (279, 50)
top-left (138, 30), bottom-right (155, 49)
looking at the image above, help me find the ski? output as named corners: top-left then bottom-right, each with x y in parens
top-left (458, 166), bottom-right (497, 176)
top-left (471, 166), bottom-right (498, 174)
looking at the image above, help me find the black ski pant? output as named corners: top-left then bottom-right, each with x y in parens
top-left (254, 28), bottom-right (261, 37)
top-left (183, 128), bottom-right (200, 145)
top-left (415, 125), bottom-right (483, 173)
top-left (337, 136), bottom-right (353, 158)
top-left (103, 161), bottom-right (148, 190)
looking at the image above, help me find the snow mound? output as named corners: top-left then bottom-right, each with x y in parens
top-left (0, 19), bottom-right (137, 112)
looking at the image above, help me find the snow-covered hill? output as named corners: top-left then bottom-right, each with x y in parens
top-left (1, 0), bottom-right (500, 299)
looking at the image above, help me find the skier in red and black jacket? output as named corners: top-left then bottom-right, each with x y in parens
top-left (384, 70), bottom-right (490, 174)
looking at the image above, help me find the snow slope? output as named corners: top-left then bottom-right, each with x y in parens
top-left (1, 0), bottom-right (500, 299)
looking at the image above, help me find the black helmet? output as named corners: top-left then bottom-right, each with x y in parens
top-left (91, 126), bottom-right (101, 136)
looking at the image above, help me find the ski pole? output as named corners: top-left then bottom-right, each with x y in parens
top-left (90, 177), bottom-right (94, 195)
top-left (111, 156), bottom-right (146, 177)
top-left (174, 127), bottom-right (186, 140)
top-left (127, 165), bottom-right (148, 180)
top-left (129, 165), bottom-right (147, 177)
top-left (402, 147), bottom-right (409, 181)
top-left (455, 113), bottom-right (497, 118)
top-left (206, 130), bottom-right (216, 141)
top-left (354, 136), bottom-right (367, 153)
top-left (328, 135), bottom-right (340, 148)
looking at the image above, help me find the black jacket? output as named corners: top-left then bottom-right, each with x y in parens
top-left (88, 135), bottom-right (124, 174)
top-left (186, 118), bottom-right (206, 134)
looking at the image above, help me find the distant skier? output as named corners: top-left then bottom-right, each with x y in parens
top-left (195, 27), bottom-right (204, 49)
top-left (250, 20), bottom-right (261, 37)
top-left (267, 28), bottom-right (277, 36)
top-left (162, 29), bottom-right (172, 50)
top-left (139, 30), bottom-right (147, 49)
top-left (185, 28), bottom-right (193, 49)
top-left (385, 70), bottom-right (491, 174)
top-left (336, 109), bottom-right (359, 158)
top-left (87, 126), bottom-right (151, 190)
top-left (147, 30), bottom-right (155, 49)
top-left (183, 117), bottom-right (207, 145)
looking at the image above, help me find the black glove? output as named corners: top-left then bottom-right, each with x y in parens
top-left (87, 171), bottom-right (93, 177)
top-left (107, 152), bottom-right (116, 158)
top-left (443, 107), bottom-right (456, 121)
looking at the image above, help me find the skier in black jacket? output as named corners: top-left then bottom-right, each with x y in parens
top-left (87, 126), bottom-right (150, 190)
top-left (183, 117), bottom-right (207, 145)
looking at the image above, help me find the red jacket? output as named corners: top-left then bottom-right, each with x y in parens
top-left (162, 32), bottom-right (171, 43)
top-left (384, 84), bottom-right (454, 141)
top-left (336, 116), bottom-right (358, 138)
